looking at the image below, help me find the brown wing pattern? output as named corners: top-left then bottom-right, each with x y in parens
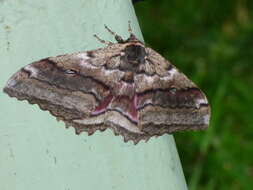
top-left (4, 39), bottom-right (210, 144)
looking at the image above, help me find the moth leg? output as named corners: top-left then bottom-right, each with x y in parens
top-left (127, 21), bottom-right (137, 40)
top-left (93, 34), bottom-right (113, 46)
top-left (104, 25), bottom-right (124, 43)
top-left (128, 20), bottom-right (133, 34)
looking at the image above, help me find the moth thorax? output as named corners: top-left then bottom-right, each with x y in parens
top-left (120, 44), bottom-right (146, 71)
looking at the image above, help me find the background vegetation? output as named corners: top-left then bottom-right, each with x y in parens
top-left (135, 0), bottom-right (253, 189)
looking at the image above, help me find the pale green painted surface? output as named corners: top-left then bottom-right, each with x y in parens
top-left (0, 0), bottom-right (188, 189)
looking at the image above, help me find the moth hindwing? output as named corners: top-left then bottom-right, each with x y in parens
top-left (3, 23), bottom-right (210, 144)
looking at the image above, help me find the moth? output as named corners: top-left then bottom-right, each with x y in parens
top-left (3, 22), bottom-right (210, 144)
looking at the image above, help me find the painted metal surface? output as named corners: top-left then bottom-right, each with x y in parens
top-left (0, 0), bottom-right (187, 189)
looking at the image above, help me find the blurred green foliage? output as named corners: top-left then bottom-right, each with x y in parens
top-left (135, 0), bottom-right (253, 189)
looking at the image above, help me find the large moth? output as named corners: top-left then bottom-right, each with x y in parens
top-left (3, 23), bottom-right (210, 144)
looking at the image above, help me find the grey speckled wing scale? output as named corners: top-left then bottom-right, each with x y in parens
top-left (3, 23), bottom-right (210, 144)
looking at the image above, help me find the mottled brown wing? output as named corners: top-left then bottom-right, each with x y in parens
top-left (136, 47), bottom-right (210, 136)
top-left (3, 45), bottom-right (133, 137)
